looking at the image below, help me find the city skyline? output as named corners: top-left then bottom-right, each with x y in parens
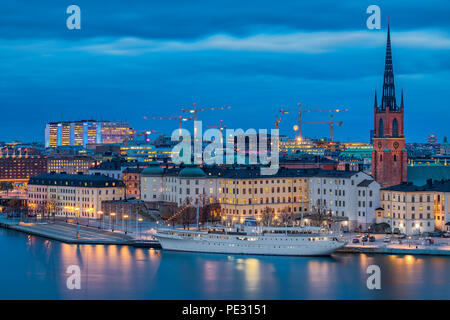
top-left (1, 1), bottom-right (449, 143)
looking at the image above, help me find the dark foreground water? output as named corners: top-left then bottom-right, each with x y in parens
top-left (1, 228), bottom-right (449, 299)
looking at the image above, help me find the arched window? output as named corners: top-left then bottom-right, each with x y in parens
top-left (392, 118), bottom-right (399, 137)
top-left (394, 155), bottom-right (397, 161)
top-left (379, 119), bottom-right (384, 137)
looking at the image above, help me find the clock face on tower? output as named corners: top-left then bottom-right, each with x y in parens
top-left (393, 142), bottom-right (399, 149)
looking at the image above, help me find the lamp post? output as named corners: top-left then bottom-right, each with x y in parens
top-left (138, 218), bottom-right (143, 238)
top-left (75, 207), bottom-right (80, 225)
top-left (110, 212), bottom-right (116, 232)
top-left (97, 210), bottom-right (103, 230)
top-left (124, 214), bottom-right (129, 234)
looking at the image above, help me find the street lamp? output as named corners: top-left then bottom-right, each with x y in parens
top-left (124, 214), bottom-right (129, 234)
top-left (97, 210), bottom-right (103, 230)
top-left (138, 217), bottom-right (143, 238)
top-left (110, 212), bottom-right (116, 232)
top-left (75, 207), bottom-right (80, 225)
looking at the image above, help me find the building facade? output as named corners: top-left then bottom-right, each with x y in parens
top-left (0, 154), bottom-right (47, 184)
top-left (376, 180), bottom-right (450, 235)
top-left (47, 155), bottom-right (93, 174)
top-left (141, 163), bottom-right (380, 228)
top-left (27, 173), bottom-right (125, 218)
top-left (307, 171), bottom-right (380, 231)
top-left (45, 120), bottom-right (132, 148)
top-left (372, 24), bottom-right (407, 187)
top-left (122, 167), bottom-right (143, 199)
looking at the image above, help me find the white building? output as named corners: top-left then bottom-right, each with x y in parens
top-left (307, 171), bottom-right (381, 231)
top-left (27, 172), bottom-right (125, 219)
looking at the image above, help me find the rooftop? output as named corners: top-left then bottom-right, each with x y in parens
top-left (29, 173), bottom-right (125, 188)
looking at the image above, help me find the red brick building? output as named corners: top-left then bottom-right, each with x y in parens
top-left (0, 155), bottom-right (47, 184)
top-left (372, 24), bottom-right (407, 187)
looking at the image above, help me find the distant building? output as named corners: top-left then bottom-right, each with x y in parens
top-left (45, 120), bottom-right (133, 148)
top-left (122, 167), bottom-right (144, 199)
top-left (440, 137), bottom-right (450, 155)
top-left (428, 134), bottom-right (438, 145)
top-left (0, 154), bottom-right (47, 184)
top-left (89, 158), bottom-right (147, 180)
top-left (27, 172), bottom-right (125, 218)
top-left (47, 155), bottom-right (93, 174)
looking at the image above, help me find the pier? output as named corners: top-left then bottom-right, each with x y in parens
top-left (0, 217), bottom-right (161, 248)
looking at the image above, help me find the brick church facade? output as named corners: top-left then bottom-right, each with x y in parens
top-left (372, 24), bottom-right (407, 187)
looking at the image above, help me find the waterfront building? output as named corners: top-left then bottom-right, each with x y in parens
top-left (141, 162), bottom-right (380, 227)
top-left (47, 155), bottom-right (94, 174)
top-left (307, 171), bottom-right (380, 231)
top-left (377, 182), bottom-right (435, 235)
top-left (122, 167), bottom-right (144, 199)
top-left (372, 24), bottom-right (408, 186)
top-left (45, 120), bottom-right (133, 148)
top-left (27, 172), bottom-right (125, 218)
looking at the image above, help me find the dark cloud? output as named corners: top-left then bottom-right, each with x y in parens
top-left (0, 0), bottom-right (449, 142)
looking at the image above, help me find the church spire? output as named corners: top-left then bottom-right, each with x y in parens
top-left (381, 21), bottom-right (398, 111)
top-left (400, 88), bottom-right (404, 108)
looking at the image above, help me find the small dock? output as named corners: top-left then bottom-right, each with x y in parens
top-left (337, 244), bottom-right (450, 256)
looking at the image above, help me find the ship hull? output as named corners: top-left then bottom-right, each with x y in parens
top-left (154, 233), bottom-right (347, 256)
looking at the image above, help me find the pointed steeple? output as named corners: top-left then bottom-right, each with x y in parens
top-left (381, 20), bottom-right (398, 111)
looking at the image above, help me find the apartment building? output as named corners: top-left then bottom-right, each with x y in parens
top-left (27, 172), bottom-right (125, 218)
top-left (307, 171), bottom-right (381, 231)
top-left (376, 180), bottom-right (450, 235)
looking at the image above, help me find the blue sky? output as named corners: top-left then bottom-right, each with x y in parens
top-left (0, 0), bottom-right (449, 143)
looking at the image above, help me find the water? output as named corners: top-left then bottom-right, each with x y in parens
top-left (1, 228), bottom-right (449, 299)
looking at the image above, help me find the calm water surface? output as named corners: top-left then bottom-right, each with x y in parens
top-left (1, 228), bottom-right (449, 299)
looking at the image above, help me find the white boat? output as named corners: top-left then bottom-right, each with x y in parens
top-left (153, 218), bottom-right (347, 256)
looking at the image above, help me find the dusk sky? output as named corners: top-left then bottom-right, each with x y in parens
top-left (1, 0), bottom-right (449, 143)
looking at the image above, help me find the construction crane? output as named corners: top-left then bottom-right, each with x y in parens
top-left (181, 103), bottom-right (231, 122)
top-left (303, 114), bottom-right (343, 142)
top-left (206, 120), bottom-right (226, 132)
top-left (123, 130), bottom-right (157, 146)
top-left (144, 115), bottom-right (193, 136)
top-left (206, 120), bottom-right (227, 144)
top-left (279, 103), bottom-right (348, 140)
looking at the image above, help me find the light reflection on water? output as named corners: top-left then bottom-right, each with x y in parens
top-left (1, 228), bottom-right (450, 299)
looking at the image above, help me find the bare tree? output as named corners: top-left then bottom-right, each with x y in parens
top-left (261, 207), bottom-right (274, 226)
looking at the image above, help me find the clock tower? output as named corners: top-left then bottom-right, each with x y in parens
top-left (372, 23), bottom-right (407, 186)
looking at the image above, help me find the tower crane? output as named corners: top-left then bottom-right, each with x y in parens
top-left (303, 114), bottom-right (343, 142)
top-left (181, 103), bottom-right (231, 122)
top-left (279, 103), bottom-right (348, 140)
top-left (206, 120), bottom-right (227, 144)
top-left (144, 115), bottom-right (193, 136)
top-left (123, 130), bottom-right (157, 146)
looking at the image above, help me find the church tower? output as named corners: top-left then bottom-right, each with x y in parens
top-left (372, 23), bottom-right (407, 186)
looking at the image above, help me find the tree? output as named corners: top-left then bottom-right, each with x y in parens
top-left (261, 207), bottom-right (274, 226)
top-left (309, 202), bottom-right (331, 227)
top-left (279, 207), bottom-right (294, 226)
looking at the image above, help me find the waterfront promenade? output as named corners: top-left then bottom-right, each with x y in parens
top-left (0, 216), bottom-right (160, 247)
top-left (338, 233), bottom-right (450, 256)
